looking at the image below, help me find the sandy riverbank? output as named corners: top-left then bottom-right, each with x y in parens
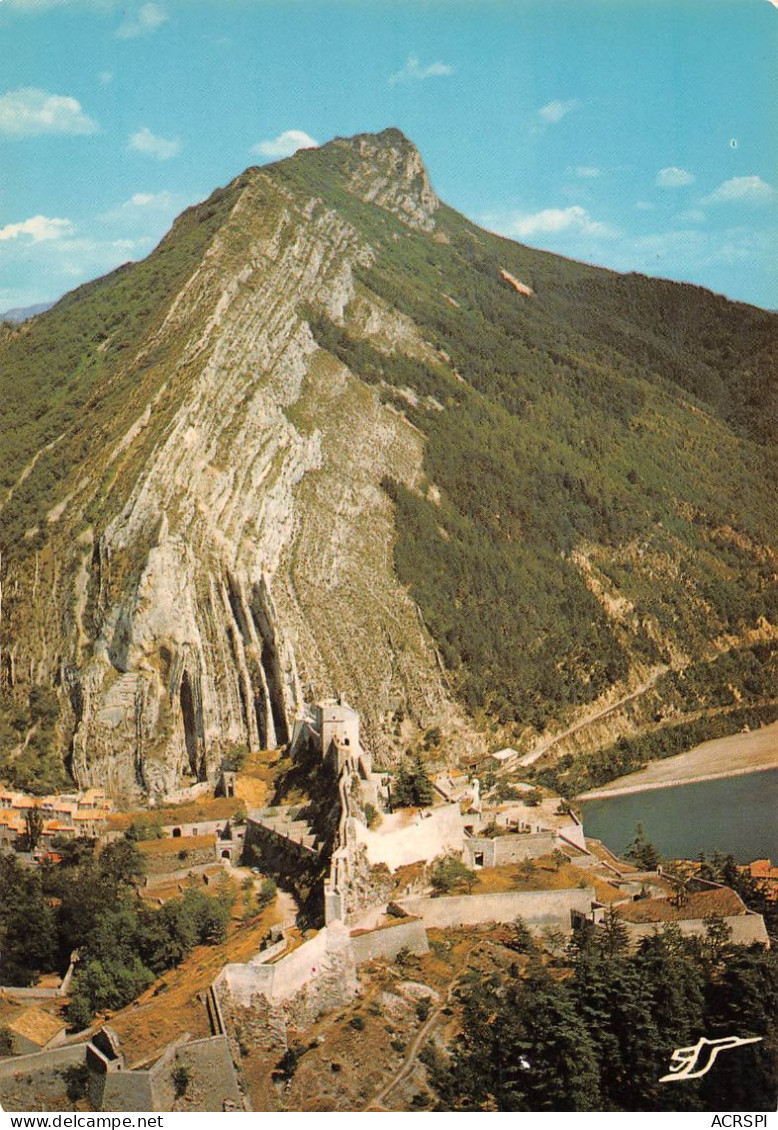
top-left (576, 720), bottom-right (778, 801)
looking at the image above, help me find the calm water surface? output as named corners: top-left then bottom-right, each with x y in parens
top-left (579, 768), bottom-right (778, 863)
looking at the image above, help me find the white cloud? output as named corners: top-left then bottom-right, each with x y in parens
top-left (0, 88), bottom-right (98, 137)
top-left (128, 127), bottom-right (180, 160)
top-left (703, 175), bottom-right (777, 205)
top-left (677, 208), bottom-right (706, 224)
top-left (655, 166), bottom-right (695, 187)
top-left (98, 71), bottom-right (114, 85)
top-left (635, 200), bottom-right (655, 211)
top-left (570, 165), bottom-right (601, 178)
top-left (389, 55), bottom-right (455, 86)
top-left (128, 192), bottom-right (157, 207)
top-left (102, 190), bottom-right (173, 214)
top-left (97, 189), bottom-right (190, 227)
top-left (0, 210), bottom-right (158, 310)
top-left (115, 2), bottom-right (167, 38)
top-left (504, 205), bottom-right (617, 240)
top-left (251, 129), bottom-right (318, 160)
top-left (595, 224), bottom-right (776, 281)
top-left (0, 215), bottom-right (74, 242)
top-left (538, 99), bottom-right (578, 125)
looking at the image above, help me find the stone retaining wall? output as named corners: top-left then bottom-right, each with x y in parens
top-left (623, 912), bottom-right (769, 947)
top-left (349, 917), bottom-right (429, 965)
top-left (0, 1043), bottom-right (85, 1079)
top-left (143, 862), bottom-right (219, 889)
top-left (398, 888), bottom-right (595, 933)
top-left (217, 922), bottom-right (354, 1006)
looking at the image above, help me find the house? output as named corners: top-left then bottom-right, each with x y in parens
top-left (0, 788), bottom-right (113, 853)
top-left (489, 748), bottom-right (520, 767)
top-left (740, 859), bottom-right (778, 902)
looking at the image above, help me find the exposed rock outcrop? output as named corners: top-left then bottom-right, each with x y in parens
top-left (1, 131), bottom-right (480, 803)
top-left (341, 129), bottom-right (440, 231)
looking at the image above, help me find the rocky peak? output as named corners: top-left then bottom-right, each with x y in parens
top-left (0, 139), bottom-right (471, 804)
top-left (330, 128), bottom-right (440, 232)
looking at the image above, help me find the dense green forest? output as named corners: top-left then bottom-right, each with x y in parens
top-left (0, 684), bottom-right (71, 794)
top-left (304, 189), bottom-right (777, 730)
top-left (0, 181), bottom-right (239, 559)
top-left (428, 916), bottom-right (777, 1111)
top-left (530, 642), bottom-right (778, 794)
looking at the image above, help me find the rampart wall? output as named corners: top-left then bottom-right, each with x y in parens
top-left (0, 986), bottom-right (62, 1001)
top-left (349, 918), bottom-right (429, 964)
top-left (0, 1043), bottom-right (85, 1079)
top-left (353, 804), bottom-right (464, 871)
top-left (217, 924), bottom-right (351, 1006)
top-left (398, 888), bottom-right (595, 933)
top-left (0, 1032), bottom-right (241, 1114)
top-left (142, 863), bottom-right (219, 889)
top-left (161, 820), bottom-right (234, 837)
top-left (623, 913), bottom-right (769, 947)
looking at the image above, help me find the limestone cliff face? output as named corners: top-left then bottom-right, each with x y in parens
top-left (340, 129), bottom-right (440, 231)
top-left (1, 130), bottom-right (481, 802)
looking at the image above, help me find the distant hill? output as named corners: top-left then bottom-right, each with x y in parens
top-left (0, 128), bottom-right (775, 801)
top-left (0, 301), bottom-right (56, 324)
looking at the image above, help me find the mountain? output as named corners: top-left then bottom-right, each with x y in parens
top-left (0, 302), bottom-right (56, 324)
top-left (0, 128), bottom-right (775, 802)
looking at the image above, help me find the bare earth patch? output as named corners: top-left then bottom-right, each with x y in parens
top-left (577, 720), bottom-right (778, 799)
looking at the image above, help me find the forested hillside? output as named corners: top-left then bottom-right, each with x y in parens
top-left (292, 136), bottom-right (776, 755)
top-left (0, 129), bottom-right (775, 795)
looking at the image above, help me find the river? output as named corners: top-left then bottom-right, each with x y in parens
top-left (579, 767), bottom-right (778, 863)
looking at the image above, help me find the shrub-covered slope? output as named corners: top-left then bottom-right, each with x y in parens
top-left (0, 129), bottom-right (775, 795)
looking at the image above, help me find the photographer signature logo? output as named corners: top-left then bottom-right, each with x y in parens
top-left (660, 1035), bottom-right (763, 1082)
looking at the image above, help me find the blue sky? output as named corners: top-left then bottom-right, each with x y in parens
top-left (0, 0), bottom-right (776, 311)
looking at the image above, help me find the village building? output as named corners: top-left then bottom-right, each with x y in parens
top-left (482, 747), bottom-right (521, 770)
top-left (0, 788), bottom-right (113, 853)
top-left (739, 858), bottom-right (778, 902)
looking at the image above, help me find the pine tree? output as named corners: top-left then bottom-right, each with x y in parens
top-left (600, 906), bottom-right (630, 957)
top-left (625, 823), bottom-right (661, 869)
top-left (392, 754), bottom-right (434, 808)
top-left (409, 752), bottom-right (434, 805)
top-left (391, 759), bottom-right (415, 808)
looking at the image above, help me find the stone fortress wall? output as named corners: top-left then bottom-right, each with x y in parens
top-left (218, 698), bottom-right (589, 1037)
top-left (0, 1032), bottom-right (241, 1113)
top-left (214, 915), bottom-right (429, 1011)
top-left (397, 888), bottom-right (596, 933)
top-left (0, 1044), bottom-right (85, 1080)
top-left (621, 913), bottom-right (769, 947)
